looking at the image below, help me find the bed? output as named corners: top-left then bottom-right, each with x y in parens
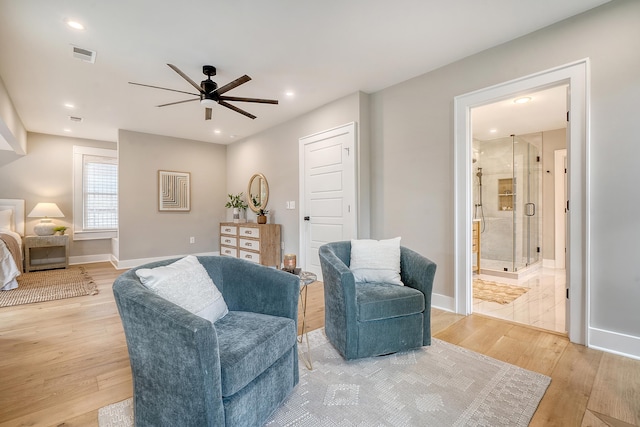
top-left (0, 199), bottom-right (25, 291)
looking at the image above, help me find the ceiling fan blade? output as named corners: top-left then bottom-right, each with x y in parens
top-left (129, 82), bottom-right (199, 96)
top-left (205, 108), bottom-right (212, 120)
top-left (156, 98), bottom-right (200, 107)
top-left (219, 100), bottom-right (256, 119)
top-left (219, 96), bottom-right (278, 104)
top-left (216, 75), bottom-right (251, 95)
top-left (167, 64), bottom-right (204, 93)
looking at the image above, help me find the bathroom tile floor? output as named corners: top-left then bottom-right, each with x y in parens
top-left (473, 266), bottom-right (566, 334)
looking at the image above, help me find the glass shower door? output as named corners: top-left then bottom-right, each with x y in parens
top-left (513, 135), bottom-right (541, 271)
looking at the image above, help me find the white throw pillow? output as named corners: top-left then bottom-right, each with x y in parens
top-left (350, 237), bottom-right (403, 285)
top-left (135, 255), bottom-right (228, 323)
top-left (0, 209), bottom-right (12, 231)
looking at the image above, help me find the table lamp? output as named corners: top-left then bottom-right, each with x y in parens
top-left (28, 202), bottom-right (64, 236)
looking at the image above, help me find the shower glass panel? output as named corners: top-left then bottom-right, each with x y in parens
top-left (473, 133), bottom-right (541, 273)
top-left (513, 134), bottom-right (541, 271)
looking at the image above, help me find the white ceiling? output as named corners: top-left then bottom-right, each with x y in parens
top-left (472, 85), bottom-right (568, 141)
top-left (0, 0), bottom-right (609, 150)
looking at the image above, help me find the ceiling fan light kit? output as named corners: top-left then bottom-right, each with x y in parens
top-left (129, 64), bottom-right (278, 121)
top-left (200, 99), bottom-right (216, 108)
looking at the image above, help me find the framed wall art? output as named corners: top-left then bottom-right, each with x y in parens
top-left (158, 170), bottom-right (190, 211)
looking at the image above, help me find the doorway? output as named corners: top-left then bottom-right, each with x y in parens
top-left (454, 59), bottom-right (589, 345)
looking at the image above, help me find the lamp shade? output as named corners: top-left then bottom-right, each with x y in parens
top-left (28, 202), bottom-right (64, 218)
top-left (28, 203), bottom-right (64, 236)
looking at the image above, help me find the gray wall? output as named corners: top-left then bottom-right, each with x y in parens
top-left (117, 130), bottom-right (227, 263)
top-left (226, 92), bottom-right (369, 258)
top-left (0, 74), bottom-right (26, 154)
top-left (0, 132), bottom-right (115, 257)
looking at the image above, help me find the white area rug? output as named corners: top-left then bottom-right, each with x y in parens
top-left (99, 328), bottom-right (550, 426)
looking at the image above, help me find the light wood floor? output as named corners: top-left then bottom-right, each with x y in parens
top-left (0, 262), bottom-right (638, 427)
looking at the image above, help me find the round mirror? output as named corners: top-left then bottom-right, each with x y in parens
top-left (247, 173), bottom-right (269, 213)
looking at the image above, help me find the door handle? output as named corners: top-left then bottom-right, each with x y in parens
top-left (304, 216), bottom-right (310, 221)
top-left (525, 203), bottom-right (535, 216)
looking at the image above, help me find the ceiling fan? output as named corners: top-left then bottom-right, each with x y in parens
top-left (129, 64), bottom-right (278, 120)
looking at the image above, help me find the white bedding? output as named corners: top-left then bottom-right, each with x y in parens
top-left (1, 229), bottom-right (22, 291)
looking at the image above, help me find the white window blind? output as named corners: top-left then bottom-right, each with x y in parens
top-left (83, 155), bottom-right (118, 230)
top-left (73, 146), bottom-right (118, 240)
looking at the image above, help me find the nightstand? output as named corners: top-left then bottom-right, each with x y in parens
top-left (24, 235), bottom-right (69, 272)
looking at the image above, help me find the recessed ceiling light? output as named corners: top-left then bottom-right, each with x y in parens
top-left (64, 103), bottom-right (75, 109)
top-left (63, 128), bottom-right (72, 133)
top-left (285, 91), bottom-right (295, 97)
top-left (65, 19), bottom-right (85, 30)
top-left (489, 129), bottom-right (497, 133)
top-left (514, 96), bottom-right (532, 104)
top-left (229, 135), bottom-right (237, 139)
top-left (214, 129), bottom-right (221, 134)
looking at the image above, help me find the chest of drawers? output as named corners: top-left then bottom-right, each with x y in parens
top-left (219, 222), bottom-right (281, 267)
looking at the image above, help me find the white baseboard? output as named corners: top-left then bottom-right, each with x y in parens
top-left (110, 251), bottom-right (220, 270)
top-left (542, 258), bottom-right (556, 269)
top-left (432, 292), bottom-right (455, 312)
top-left (69, 254), bottom-right (112, 265)
top-left (589, 327), bottom-right (640, 361)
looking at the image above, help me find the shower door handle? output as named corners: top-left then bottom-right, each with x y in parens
top-left (525, 203), bottom-right (535, 216)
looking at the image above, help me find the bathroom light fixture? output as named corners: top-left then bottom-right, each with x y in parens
top-left (28, 203), bottom-right (65, 236)
top-left (514, 96), bottom-right (532, 104)
top-left (65, 19), bottom-right (85, 30)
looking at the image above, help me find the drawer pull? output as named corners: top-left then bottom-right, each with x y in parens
top-left (245, 254), bottom-right (252, 259)
top-left (225, 239), bottom-right (231, 243)
top-left (245, 242), bottom-right (252, 247)
top-left (245, 230), bottom-right (252, 235)
top-left (224, 228), bottom-right (231, 232)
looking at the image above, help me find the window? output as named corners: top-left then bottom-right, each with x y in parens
top-left (73, 146), bottom-right (118, 240)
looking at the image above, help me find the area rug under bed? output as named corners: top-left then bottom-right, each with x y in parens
top-left (0, 267), bottom-right (98, 308)
top-left (99, 328), bottom-right (550, 427)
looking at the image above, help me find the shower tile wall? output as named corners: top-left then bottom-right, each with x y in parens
top-left (474, 137), bottom-right (516, 264)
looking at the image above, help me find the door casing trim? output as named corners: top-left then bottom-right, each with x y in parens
top-left (453, 59), bottom-right (590, 345)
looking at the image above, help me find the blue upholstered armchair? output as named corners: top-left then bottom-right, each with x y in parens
top-left (113, 256), bottom-right (300, 427)
top-left (319, 241), bottom-right (436, 360)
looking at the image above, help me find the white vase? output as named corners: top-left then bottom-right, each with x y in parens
top-left (233, 208), bottom-right (240, 223)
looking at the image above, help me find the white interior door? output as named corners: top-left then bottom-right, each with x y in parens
top-left (299, 123), bottom-right (357, 279)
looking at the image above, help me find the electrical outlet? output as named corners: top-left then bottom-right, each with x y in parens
top-left (189, 237), bottom-right (195, 244)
